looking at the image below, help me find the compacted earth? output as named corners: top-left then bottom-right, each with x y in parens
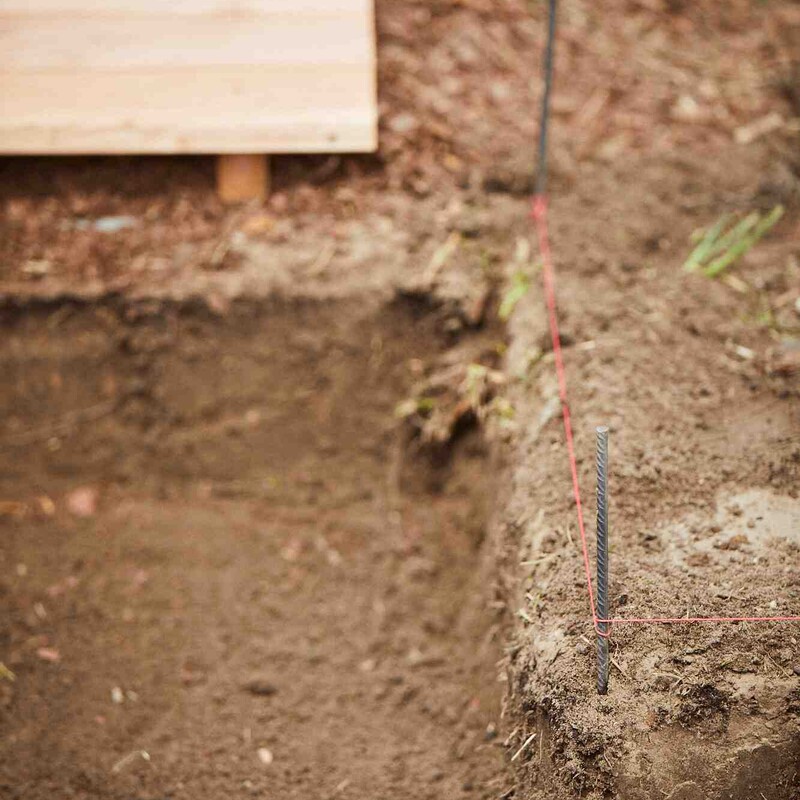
top-left (1, 1), bottom-right (799, 798)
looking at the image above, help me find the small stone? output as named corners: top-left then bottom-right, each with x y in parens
top-left (36, 647), bottom-right (60, 663)
top-left (489, 81), bottom-right (511, 102)
top-left (792, 665), bottom-right (800, 676)
top-left (672, 94), bottom-right (701, 121)
top-left (91, 215), bottom-right (137, 233)
top-left (22, 259), bottom-right (52, 278)
top-left (256, 747), bottom-right (273, 766)
top-left (388, 113), bottom-right (419, 135)
top-left (66, 486), bottom-right (98, 518)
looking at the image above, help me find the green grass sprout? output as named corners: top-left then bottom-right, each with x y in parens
top-left (683, 206), bottom-right (784, 277)
top-left (499, 269), bottom-right (532, 320)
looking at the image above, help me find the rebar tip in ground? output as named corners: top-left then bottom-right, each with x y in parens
top-left (596, 425), bottom-right (610, 694)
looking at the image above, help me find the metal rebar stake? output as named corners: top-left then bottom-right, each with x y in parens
top-left (596, 426), bottom-right (609, 694)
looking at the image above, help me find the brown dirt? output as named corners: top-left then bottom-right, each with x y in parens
top-left (501, 145), bottom-right (800, 799)
top-left (0, 0), bottom-right (799, 798)
top-left (0, 298), bottom-right (510, 799)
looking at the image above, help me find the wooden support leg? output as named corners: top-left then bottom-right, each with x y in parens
top-left (215, 154), bottom-right (269, 203)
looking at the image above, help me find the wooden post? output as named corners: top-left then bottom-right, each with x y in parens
top-left (216, 154), bottom-right (269, 204)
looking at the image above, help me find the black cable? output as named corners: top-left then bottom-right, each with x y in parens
top-left (534, 0), bottom-right (558, 197)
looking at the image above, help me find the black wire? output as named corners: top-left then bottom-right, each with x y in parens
top-left (534, 0), bottom-right (558, 197)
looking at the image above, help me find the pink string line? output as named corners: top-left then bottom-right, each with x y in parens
top-left (530, 194), bottom-right (800, 639)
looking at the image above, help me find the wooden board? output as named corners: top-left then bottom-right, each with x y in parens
top-left (0, 0), bottom-right (377, 154)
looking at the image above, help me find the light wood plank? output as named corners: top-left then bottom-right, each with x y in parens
top-left (0, 15), bottom-right (370, 69)
top-left (0, 1), bottom-right (368, 15)
top-left (0, 66), bottom-right (373, 115)
top-left (0, 65), bottom-right (373, 123)
top-left (0, 0), bottom-right (377, 155)
top-left (0, 117), bottom-right (376, 154)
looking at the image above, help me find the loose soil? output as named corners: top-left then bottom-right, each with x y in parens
top-left (501, 148), bottom-right (800, 799)
top-left (0, 297), bottom-right (509, 799)
top-left (1, 1), bottom-right (799, 798)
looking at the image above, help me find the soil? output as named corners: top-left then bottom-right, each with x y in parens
top-left (1, 0), bottom-right (800, 798)
top-left (501, 147), bottom-right (800, 799)
top-left (0, 298), bottom-right (509, 799)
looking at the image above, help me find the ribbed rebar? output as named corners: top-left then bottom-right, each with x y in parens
top-left (596, 426), bottom-right (609, 694)
top-left (535, 0), bottom-right (558, 198)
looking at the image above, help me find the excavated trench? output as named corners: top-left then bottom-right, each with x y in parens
top-left (2, 293), bottom-right (797, 800)
top-left (0, 296), bottom-right (510, 799)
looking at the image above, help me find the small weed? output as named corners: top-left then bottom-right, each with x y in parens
top-left (499, 237), bottom-right (541, 321)
top-left (396, 360), bottom-right (510, 443)
top-left (683, 205), bottom-right (784, 277)
top-left (394, 395), bottom-right (436, 420)
top-left (499, 270), bottom-right (532, 320)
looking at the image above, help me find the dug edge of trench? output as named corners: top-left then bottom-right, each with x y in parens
top-left (496, 245), bottom-right (800, 795)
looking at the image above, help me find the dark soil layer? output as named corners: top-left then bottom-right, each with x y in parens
top-left (0, 298), bottom-right (509, 799)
